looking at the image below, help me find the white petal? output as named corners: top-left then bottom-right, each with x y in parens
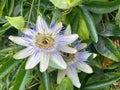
top-left (58, 34), bottom-right (78, 45)
top-left (77, 52), bottom-right (91, 60)
top-left (9, 36), bottom-right (30, 46)
top-left (49, 20), bottom-right (56, 29)
top-left (76, 62), bottom-right (93, 73)
top-left (64, 25), bottom-right (71, 35)
top-left (75, 43), bottom-right (87, 51)
top-left (25, 52), bottom-right (41, 69)
top-left (51, 52), bottom-right (67, 69)
top-left (93, 53), bottom-right (97, 58)
top-left (13, 47), bottom-right (34, 59)
top-left (52, 22), bottom-right (62, 35)
top-left (40, 52), bottom-right (50, 72)
top-left (83, 52), bottom-right (91, 59)
top-left (37, 16), bottom-right (48, 33)
top-left (59, 45), bottom-right (77, 54)
top-left (57, 70), bottom-right (66, 84)
top-left (22, 28), bottom-right (35, 36)
top-left (67, 66), bottom-right (81, 88)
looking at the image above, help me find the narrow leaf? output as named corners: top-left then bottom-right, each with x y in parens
top-left (8, 0), bottom-right (14, 16)
top-left (0, 58), bottom-right (21, 80)
top-left (77, 10), bottom-right (89, 40)
top-left (41, 71), bottom-right (51, 90)
top-left (0, 23), bottom-right (11, 35)
top-left (66, 8), bottom-right (80, 34)
top-left (97, 23), bottom-right (120, 37)
top-left (80, 5), bottom-right (98, 42)
top-left (0, 46), bottom-right (22, 54)
top-left (94, 36), bottom-right (120, 62)
top-left (83, 74), bottom-right (120, 89)
top-left (0, 0), bottom-right (6, 16)
top-left (84, 0), bottom-right (120, 14)
top-left (12, 61), bottom-right (32, 90)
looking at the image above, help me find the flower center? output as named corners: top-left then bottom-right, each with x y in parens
top-left (62, 52), bottom-right (75, 62)
top-left (42, 40), bottom-right (48, 44)
top-left (35, 33), bottom-right (54, 49)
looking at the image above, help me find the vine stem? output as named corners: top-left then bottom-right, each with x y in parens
top-left (27, 0), bottom-right (34, 26)
top-left (20, 0), bottom-right (24, 16)
top-left (37, 0), bottom-right (41, 16)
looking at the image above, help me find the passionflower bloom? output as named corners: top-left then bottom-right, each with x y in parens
top-left (57, 26), bottom-right (93, 88)
top-left (9, 16), bottom-right (78, 72)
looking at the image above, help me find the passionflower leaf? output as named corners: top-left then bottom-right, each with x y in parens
top-left (84, 0), bottom-right (120, 14)
top-left (12, 61), bottom-right (32, 90)
top-left (0, 0), bottom-right (6, 17)
top-left (50, 0), bottom-right (82, 9)
top-left (94, 36), bottom-right (120, 62)
top-left (80, 5), bottom-right (98, 42)
top-left (5, 16), bottom-right (24, 30)
top-left (77, 10), bottom-right (89, 40)
top-left (83, 74), bottom-right (120, 89)
top-left (56, 77), bottom-right (73, 90)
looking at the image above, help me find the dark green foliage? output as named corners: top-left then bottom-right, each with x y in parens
top-left (0, 0), bottom-right (120, 90)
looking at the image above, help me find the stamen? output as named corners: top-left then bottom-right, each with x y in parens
top-left (35, 33), bottom-right (54, 49)
top-left (42, 40), bottom-right (48, 45)
top-left (62, 52), bottom-right (74, 62)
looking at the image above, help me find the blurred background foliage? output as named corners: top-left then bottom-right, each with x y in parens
top-left (0, 0), bottom-right (120, 90)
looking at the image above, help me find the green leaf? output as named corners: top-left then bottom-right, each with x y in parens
top-left (80, 5), bottom-right (98, 42)
top-left (92, 14), bottom-right (102, 25)
top-left (39, 84), bottom-right (44, 90)
top-left (0, 46), bottom-right (22, 54)
top-left (0, 0), bottom-right (6, 17)
top-left (84, 0), bottom-right (120, 14)
top-left (94, 36), bottom-right (120, 62)
top-left (83, 74), bottom-right (120, 90)
top-left (56, 77), bottom-right (73, 90)
top-left (50, 0), bottom-right (82, 9)
top-left (97, 23), bottom-right (120, 37)
top-left (5, 16), bottom-right (24, 30)
top-left (37, 70), bottom-right (51, 90)
top-left (77, 10), bottom-right (89, 40)
top-left (41, 71), bottom-right (51, 90)
top-left (52, 9), bottom-right (61, 22)
top-left (106, 62), bottom-right (120, 69)
top-left (50, 0), bottom-right (68, 9)
top-left (66, 8), bottom-right (80, 34)
top-left (8, 0), bottom-right (15, 16)
top-left (12, 61), bottom-right (32, 90)
top-left (66, 0), bottom-right (82, 8)
top-left (0, 22), bottom-right (11, 35)
top-left (0, 18), bottom-right (6, 24)
top-left (0, 58), bottom-right (21, 80)
top-left (116, 6), bottom-right (120, 28)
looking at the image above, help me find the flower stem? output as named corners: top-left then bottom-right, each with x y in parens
top-left (20, 0), bottom-right (24, 16)
top-left (37, 0), bottom-right (41, 16)
top-left (27, 0), bottom-right (34, 26)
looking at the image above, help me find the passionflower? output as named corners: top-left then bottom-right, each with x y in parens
top-left (9, 16), bottom-right (78, 72)
top-left (57, 26), bottom-right (93, 88)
